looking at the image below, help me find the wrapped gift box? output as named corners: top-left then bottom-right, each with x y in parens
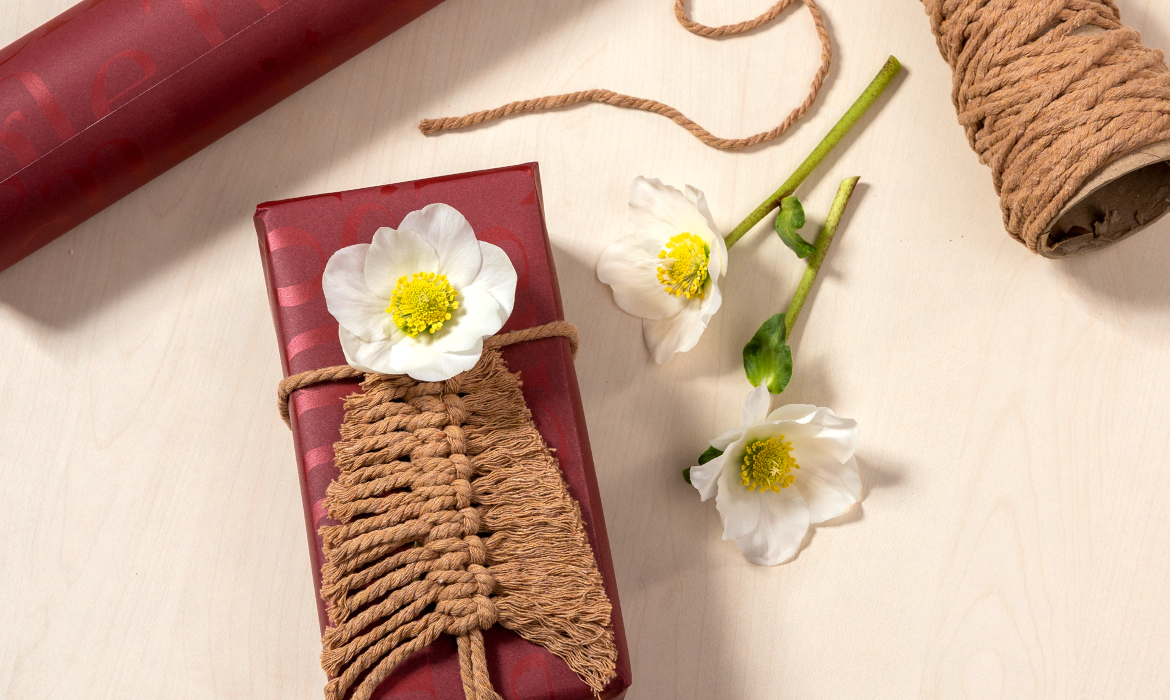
top-left (0, 0), bottom-right (445, 272)
top-left (253, 163), bottom-right (632, 700)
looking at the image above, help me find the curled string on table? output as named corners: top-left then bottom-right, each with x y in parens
top-left (419, 0), bottom-right (832, 151)
top-left (922, 0), bottom-right (1170, 256)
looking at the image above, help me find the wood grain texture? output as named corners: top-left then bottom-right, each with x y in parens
top-left (3, 0), bottom-right (1170, 698)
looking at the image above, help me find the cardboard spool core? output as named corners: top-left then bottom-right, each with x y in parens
top-left (1040, 140), bottom-right (1170, 257)
top-left (1038, 26), bottom-right (1170, 258)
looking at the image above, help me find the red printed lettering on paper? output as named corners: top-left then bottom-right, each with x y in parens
top-left (0, 175), bottom-right (25, 226)
top-left (40, 167), bottom-right (104, 212)
top-left (0, 72), bottom-right (76, 143)
top-left (87, 138), bottom-right (151, 188)
top-left (0, 111), bottom-right (38, 169)
top-left (507, 652), bottom-right (556, 700)
top-left (180, 0), bottom-right (284, 48)
top-left (341, 202), bottom-right (396, 248)
top-left (91, 50), bottom-right (158, 119)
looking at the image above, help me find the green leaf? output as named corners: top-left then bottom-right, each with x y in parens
top-left (743, 313), bottom-right (793, 394)
top-left (682, 467), bottom-right (691, 484)
top-left (697, 446), bottom-right (724, 465)
top-left (774, 196), bottom-right (815, 259)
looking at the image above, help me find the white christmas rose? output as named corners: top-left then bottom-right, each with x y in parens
top-left (322, 203), bottom-right (516, 382)
top-left (690, 386), bottom-right (862, 566)
top-left (597, 176), bottom-right (727, 364)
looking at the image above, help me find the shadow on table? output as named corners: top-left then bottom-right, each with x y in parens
top-left (0, 0), bottom-right (612, 329)
top-left (1058, 216), bottom-right (1170, 312)
top-left (550, 232), bottom-right (904, 697)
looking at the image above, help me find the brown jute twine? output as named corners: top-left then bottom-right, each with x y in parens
top-left (922, 0), bottom-right (1170, 255)
top-left (419, 0), bottom-right (832, 150)
top-left (279, 321), bottom-right (579, 426)
top-left (278, 322), bottom-right (616, 700)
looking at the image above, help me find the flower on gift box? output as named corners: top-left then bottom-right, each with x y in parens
top-left (597, 177), bottom-right (728, 364)
top-left (688, 385), bottom-right (861, 566)
top-left (322, 203), bottom-right (517, 382)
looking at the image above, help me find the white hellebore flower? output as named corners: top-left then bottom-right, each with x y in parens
top-left (597, 176), bottom-right (728, 364)
top-left (322, 203), bottom-right (517, 382)
top-left (689, 386), bottom-right (862, 566)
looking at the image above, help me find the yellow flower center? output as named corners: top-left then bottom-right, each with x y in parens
top-left (657, 232), bottom-right (710, 299)
top-left (741, 436), bottom-right (800, 493)
top-left (387, 272), bottom-right (459, 336)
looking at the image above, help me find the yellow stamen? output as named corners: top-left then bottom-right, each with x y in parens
top-left (657, 232), bottom-right (710, 299)
top-left (387, 271), bottom-right (459, 336)
top-left (741, 436), bottom-right (800, 493)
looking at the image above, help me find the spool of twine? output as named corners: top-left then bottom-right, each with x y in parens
top-left (923, 0), bottom-right (1170, 257)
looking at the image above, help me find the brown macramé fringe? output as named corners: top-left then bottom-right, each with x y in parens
top-left (315, 347), bottom-right (617, 700)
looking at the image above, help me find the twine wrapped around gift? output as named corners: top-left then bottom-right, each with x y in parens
top-left (278, 321), bottom-right (617, 700)
top-left (922, 0), bottom-right (1170, 256)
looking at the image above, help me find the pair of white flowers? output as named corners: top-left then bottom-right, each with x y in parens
top-left (598, 177), bottom-right (862, 564)
top-left (318, 178), bottom-right (722, 380)
top-left (318, 189), bottom-right (860, 567)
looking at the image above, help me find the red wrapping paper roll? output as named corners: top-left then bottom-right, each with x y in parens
top-left (0, 0), bottom-right (445, 272)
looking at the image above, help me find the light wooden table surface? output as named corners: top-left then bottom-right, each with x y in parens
top-left (4, 0), bottom-right (1170, 698)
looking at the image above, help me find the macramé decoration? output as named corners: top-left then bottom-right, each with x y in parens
top-left (278, 322), bottom-right (617, 700)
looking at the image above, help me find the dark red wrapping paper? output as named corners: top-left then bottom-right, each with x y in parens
top-left (254, 163), bottom-right (632, 700)
top-left (0, 0), bottom-right (445, 272)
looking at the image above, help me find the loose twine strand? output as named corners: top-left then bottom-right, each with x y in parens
top-left (922, 0), bottom-right (1170, 252)
top-left (277, 321), bottom-right (579, 426)
top-left (419, 0), bottom-right (832, 150)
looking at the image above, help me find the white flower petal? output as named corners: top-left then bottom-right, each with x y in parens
top-left (715, 450), bottom-right (811, 565)
top-left (628, 177), bottom-right (716, 254)
top-left (339, 325), bottom-right (403, 375)
top-left (399, 203), bottom-right (482, 288)
top-left (364, 227), bottom-right (440, 298)
top-left (642, 303), bottom-right (708, 364)
top-left (689, 454), bottom-right (726, 501)
top-left (740, 385), bottom-right (771, 427)
top-left (714, 463), bottom-right (761, 541)
top-left (808, 412), bottom-right (861, 463)
top-left (766, 404), bottom-right (819, 423)
top-left (470, 242), bottom-right (517, 320)
top-left (738, 420), bottom-right (795, 446)
top-left (597, 237), bottom-right (685, 320)
top-left (731, 490), bottom-right (811, 566)
top-left (783, 409), bottom-right (860, 463)
top-left (684, 185), bottom-right (720, 240)
top-left (707, 224), bottom-right (729, 279)
top-left (709, 426), bottom-right (746, 452)
top-left (792, 451), bottom-right (861, 524)
top-left (696, 266), bottom-right (723, 321)
top-left (430, 285), bottom-right (505, 353)
top-left (390, 335), bottom-right (484, 382)
top-left (323, 244), bottom-right (398, 343)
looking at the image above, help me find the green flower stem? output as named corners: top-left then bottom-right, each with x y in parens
top-left (723, 55), bottom-right (901, 250)
top-left (784, 176), bottom-right (859, 336)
